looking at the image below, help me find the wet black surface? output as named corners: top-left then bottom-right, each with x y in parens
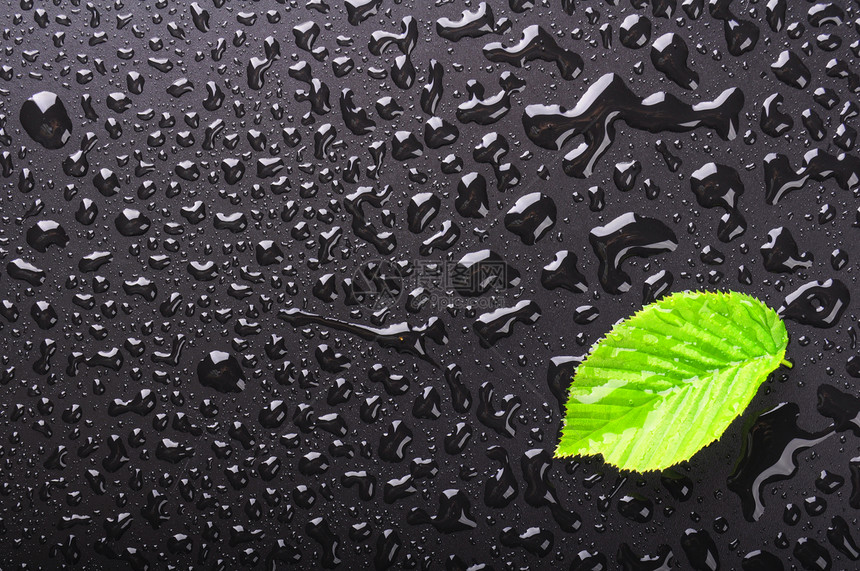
top-left (2, 0), bottom-right (860, 569)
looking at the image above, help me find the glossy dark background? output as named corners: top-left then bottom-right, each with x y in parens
top-left (1, 0), bottom-right (858, 569)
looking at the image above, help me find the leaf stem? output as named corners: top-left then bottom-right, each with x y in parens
top-left (781, 358), bottom-right (793, 369)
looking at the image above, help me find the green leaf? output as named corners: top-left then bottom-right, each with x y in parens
top-left (556, 290), bottom-right (790, 472)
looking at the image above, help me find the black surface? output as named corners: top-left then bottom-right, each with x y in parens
top-left (1, 0), bottom-right (859, 569)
